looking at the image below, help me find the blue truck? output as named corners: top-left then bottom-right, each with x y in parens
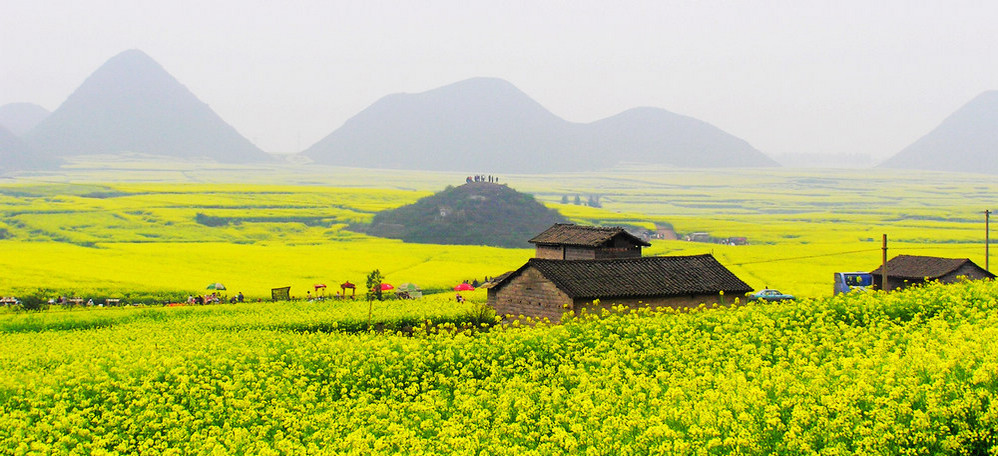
top-left (834, 272), bottom-right (874, 295)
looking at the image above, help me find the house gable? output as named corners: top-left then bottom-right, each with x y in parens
top-left (529, 223), bottom-right (650, 260)
top-left (870, 255), bottom-right (995, 280)
top-left (487, 266), bottom-right (573, 321)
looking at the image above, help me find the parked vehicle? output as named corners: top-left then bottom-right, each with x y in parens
top-left (834, 272), bottom-right (874, 295)
top-left (747, 289), bottom-right (795, 302)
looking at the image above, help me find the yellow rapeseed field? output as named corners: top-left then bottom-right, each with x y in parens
top-left (0, 281), bottom-right (996, 453)
top-left (2, 163), bottom-right (998, 453)
top-left (2, 166), bottom-right (994, 299)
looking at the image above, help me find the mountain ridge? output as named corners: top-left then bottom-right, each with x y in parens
top-left (303, 77), bottom-right (776, 172)
top-left (879, 90), bottom-right (998, 174)
top-left (0, 103), bottom-right (50, 136)
top-left (25, 49), bottom-right (271, 163)
top-left (0, 125), bottom-right (59, 172)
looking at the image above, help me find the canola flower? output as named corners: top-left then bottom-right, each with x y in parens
top-left (0, 281), bottom-right (997, 454)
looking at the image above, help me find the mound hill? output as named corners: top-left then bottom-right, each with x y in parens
top-left (0, 103), bottom-right (49, 136)
top-left (0, 125), bottom-right (59, 172)
top-left (25, 49), bottom-right (271, 163)
top-left (879, 91), bottom-right (998, 174)
top-left (303, 77), bottom-right (776, 172)
top-left (364, 182), bottom-right (568, 248)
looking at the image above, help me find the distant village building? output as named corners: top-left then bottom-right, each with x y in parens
top-left (869, 254), bottom-right (994, 291)
top-left (685, 232), bottom-right (712, 243)
top-left (529, 223), bottom-right (650, 260)
top-left (487, 255), bottom-right (753, 320)
top-left (652, 227), bottom-right (679, 240)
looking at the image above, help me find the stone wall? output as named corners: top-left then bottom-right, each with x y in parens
top-left (488, 267), bottom-right (572, 321)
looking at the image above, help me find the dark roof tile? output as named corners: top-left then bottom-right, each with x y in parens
top-left (497, 254), bottom-right (752, 299)
top-left (528, 223), bottom-right (651, 247)
top-left (870, 255), bottom-right (995, 279)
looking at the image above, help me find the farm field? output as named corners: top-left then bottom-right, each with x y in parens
top-left (1, 158), bottom-right (994, 299)
top-left (3, 159), bottom-right (998, 453)
top-left (1, 280), bottom-right (997, 453)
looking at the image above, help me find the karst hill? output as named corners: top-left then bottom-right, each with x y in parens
top-left (26, 49), bottom-right (271, 163)
top-left (0, 126), bottom-right (59, 172)
top-left (363, 182), bottom-right (568, 248)
top-left (304, 77), bottom-right (778, 172)
top-left (879, 90), bottom-right (998, 174)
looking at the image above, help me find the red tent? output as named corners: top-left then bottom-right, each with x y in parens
top-left (454, 283), bottom-right (475, 291)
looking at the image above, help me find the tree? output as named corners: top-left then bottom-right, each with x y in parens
top-left (366, 269), bottom-right (385, 330)
top-left (18, 290), bottom-right (49, 312)
top-left (574, 195), bottom-right (582, 205)
top-left (366, 269), bottom-right (384, 302)
top-left (561, 195), bottom-right (569, 204)
top-left (587, 194), bottom-right (602, 208)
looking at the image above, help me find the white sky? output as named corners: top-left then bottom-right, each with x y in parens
top-left (2, 0), bottom-right (996, 157)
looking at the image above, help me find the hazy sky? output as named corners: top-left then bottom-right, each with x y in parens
top-left (3, 1), bottom-right (996, 158)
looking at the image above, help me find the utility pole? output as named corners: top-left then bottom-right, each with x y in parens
top-left (881, 234), bottom-right (888, 291)
top-left (987, 210), bottom-right (991, 272)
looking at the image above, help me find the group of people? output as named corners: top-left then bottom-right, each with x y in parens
top-left (305, 290), bottom-right (351, 301)
top-left (466, 175), bottom-right (499, 184)
top-left (187, 292), bottom-right (244, 305)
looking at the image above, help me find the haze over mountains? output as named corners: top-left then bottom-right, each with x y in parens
top-left (303, 78), bottom-right (778, 172)
top-left (879, 91), bottom-right (998, 174)
top-left (0, 103), bottom-right (49, 136)
top-left (0, 125), bottom-right (58, 172)
top-left (24, 50), bottom-right (271, 164)
top-left (6, 49), bottom-right (998, 175)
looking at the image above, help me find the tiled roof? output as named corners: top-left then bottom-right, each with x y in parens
top-left (870, 255), bottom-right (994, 280)
top-left (481, 271), bottom-right (514, 289)
top-left (497, 254), bottom-right (752, 299)
top-left (528, 223), bottom-right (651, 247)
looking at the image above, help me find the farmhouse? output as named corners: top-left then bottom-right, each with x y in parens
top-left (487, 254), bottom-right (753, 321)
top-left (869, 254), bottom-right (994, 291)
top-left (529, 223), bottom-right (650, 260)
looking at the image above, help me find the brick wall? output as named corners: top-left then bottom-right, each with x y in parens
top-left (534, 245), bottom-right (564, 259)
top-left (948, 264), bottom-right (992, 282)
top-left (564, 246), bottom-right (596, 260)
top-left (488, 267), bottom-right (572, 321)
top-left (575, 293), bottom-right (728, 315)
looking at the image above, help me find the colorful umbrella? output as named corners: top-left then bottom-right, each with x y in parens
top-left (206, 283), bottom-right (226, 290)
top-left (454, 283), bottom-right (475, 291)
top-left (379, 283), bottom-right (394, 291)
top-left (314, 284), bottom-right (327, 289)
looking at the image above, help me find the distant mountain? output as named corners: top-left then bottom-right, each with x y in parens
top-left (0, 103), bottom-right (49, 136)
top-left (362, 182), bottom-right (569, 248)
top-left (879, 91), bottom-right (998, 174)
top-left (303, 77), bottom-right (776, 172)
top-left (25, 49), bottom-right (271, 163)
top-left (0, 125), bottom-right (59, 172)
top-left (584, 107), bottom-right (778, 167)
